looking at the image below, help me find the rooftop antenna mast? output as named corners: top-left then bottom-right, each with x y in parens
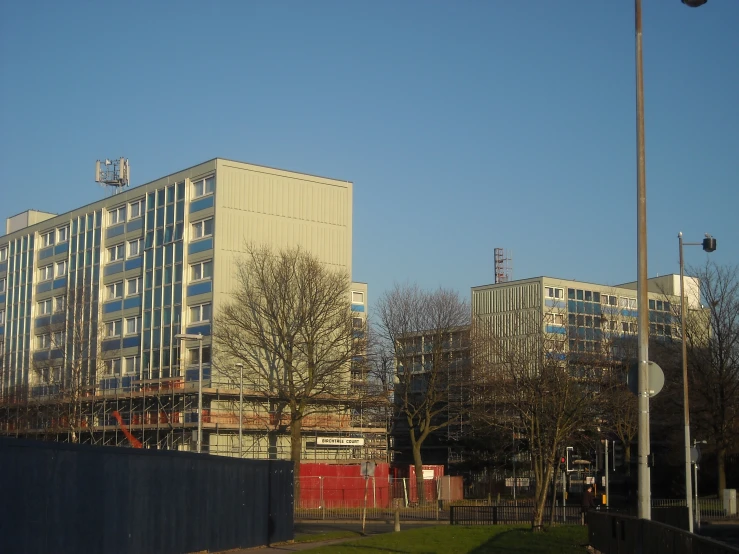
top-left (494, 248), bottom-right (512, 284)
top-left (95, 158), bottom-right (130, 195)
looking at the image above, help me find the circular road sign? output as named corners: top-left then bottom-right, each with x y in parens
top-left (627, 361), bottom-right (665, 398)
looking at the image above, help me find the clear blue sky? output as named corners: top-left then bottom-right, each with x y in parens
top-left (1, 1), bottom-right (737, 307)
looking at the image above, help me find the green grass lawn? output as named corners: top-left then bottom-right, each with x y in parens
top-left (303, 525), bottom-right (589, 553)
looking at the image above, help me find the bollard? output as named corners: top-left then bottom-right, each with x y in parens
top-left (394, 508), bottom-right (400, 532)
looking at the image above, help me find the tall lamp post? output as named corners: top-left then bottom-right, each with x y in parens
top-left (175, 333), bottom-right (204, 453)
top-left (678, 232), bottom-right (716, 532)
top-left (634, 0), bottom-right (710, 521)
top-left (236, 363), bottom-right (244, 458)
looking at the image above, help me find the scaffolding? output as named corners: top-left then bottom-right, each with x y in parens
top-left (0, 374), bottom-right (389, 462)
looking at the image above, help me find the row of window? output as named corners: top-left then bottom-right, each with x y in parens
top-left (37, 296), bottom-right (66, 315)
top-left (40, 226), bottom-right (69, 248)
top-left (36, 331), bottom-right (65, 349)
top-left (39, 261), bottom-right (67, 281)
top-left (0, 245), bottom-right (7, 261)
top-left (105, 317), bottom-right (141, 337)
top-left (108, 176), bottom-right (213, 226)
top-left (103, 260), bottom-right (212, 301)
top-left (103, 344), bottom-right (212, 376)
top-left (546, 286), bottom-right (642, 310)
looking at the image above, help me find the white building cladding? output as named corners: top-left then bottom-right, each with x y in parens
top-left (0, 158), bottom-right (385, 461)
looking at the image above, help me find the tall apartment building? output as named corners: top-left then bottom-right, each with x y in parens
top-left (0, 158), bottom-right (387, 461)
top-left (471, 274), bottom-right (700, 369)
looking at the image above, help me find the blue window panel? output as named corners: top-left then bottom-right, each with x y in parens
top-left (33, 351), bottom-right (50, 361)
top-left (52, 277), bottom-right (67, 290)
top-left (51, 313), bottom-right (66, 324)
top-left (545, 325), bottom-right (566, 335)
top-left (35, 316), bottom-right (51, 328)
top-left (185, 367), bottom-right (212, 383)
top-left (50, 349), bottom-right (64, 360)
top-left (0, 261), bottom-right (7, 273)
top-left (188, 238), bottom-right (213, 255)
top-left (125, 257), bottom-right (143, 271)
top-left (103, 300), bottom-right (123, 314)
top-left (39, 246), bottom-right (54, 260)
top-left (186, 323), bottom-right (211, 336)
top-left (187, 281), bottom-right (212, 297)
top-left (106, 224), bottom-right (125, 239)
top-left (0, 294), bottom-right (5, 304)
top-left (0, 326), bottom-right (4, 335)
top-left (122, 336), bottom-right (140, 349)
top-left (54, 243), bottom-right (69, 256)
top-left (544, 299), bottom-right (564, 309)
top-left (351, 304), bottom-right (365, 312)
top-left (189, 196), bottom-right (214, 213)
top-left (568, 300), bottom-right (576, 312)
top-left (104, 262), bottom-right (124, 276)
top-left (102, 339), bottom-right (120, 352)
top-left (123, 296), bottom-right (142, 310)
top-left (126, 218), bottom-right (143, 233)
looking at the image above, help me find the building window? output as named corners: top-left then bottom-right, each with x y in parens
top-left (105, 358), bottom-right (122, 376)
top-left (129, 199), bottom-right (144, 220)
top-left (54, 296), bottom-right (65, 312)
top-left (188, 346), bottom-right (212, 365)
top-left (38, 299), bottom-right (53, 315)
top-left (109, 206), bottom-right (126, 225)
top-left (57, 226), bottom-right (69, 243)
top-left (52, 331), bottom-right (64, 346)
top-left (189, 302), bottom-right (212, 323)
top-left (124, 356), bottom-right (139, 374)
top-left (41, 231), bottom-right (55, 247)
top-left (37, 334), bottom-right (51, 349)
top-left (106, 281), bottom-right (123, 300)
top-left (545, 287), bottom-right (563, 299)
top-left (190, 260), bottom-right (213, 281)
top-left (125, 316), bottom-right (140, 335)
top-left (353, 317), bottom-right (364, 329)
top-left (0, 246), bottom-right (7, 262)
top-left (191, 218), bottom-right (213, 240)
top-left (40, 265), bottom-right (53, 281)
top-left (351, 291), bottom-right (364, 304)
top-left (545, 312), bottom-right (564, 325)
top-left (105, 320), bottom-right (122, 337)
top-left (55, 260), bottom-right (67, 277)
top-left (0, 278), bottom-right (5, 293)
top-left (128, 238), bottom-right (143, 257)
top-left (0, 309), bottom-right (4, 324)
top-left (602, 295), bottom-right (617, 307)
top-left (127, 277), bottom-right (142, 296)
top-left (108, 243), bottom-right (125, 262)
top-left (192, 176), bottom-right (215, 198)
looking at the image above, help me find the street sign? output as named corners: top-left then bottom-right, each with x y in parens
top-left (360, 461), bottom-right (376, 478)
top-left (690, 446), bottom-right (701, 464)
top-left (505, 478), bottom-right (530, 487)
top-left (627, 361), bottom-right (665, 397)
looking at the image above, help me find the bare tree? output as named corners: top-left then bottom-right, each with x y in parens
top-left (679, 262), bottom-right (739, 496)
top-left (375, 283), bottom-right (469, 503)
top-left (472, 308), bottom-right (598, 530)
top-left (213, 245), bottom-right (361, 501)
top-left (31, 283), bottom-right (105, 443)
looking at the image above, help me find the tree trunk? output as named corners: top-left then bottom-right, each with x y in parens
top-left (717, 446), bottom-right (727, 498)
top-left (411, 441), bottom-right (426, 506)
top-left (290, 415), bottom-right (303, 506)
top-left (624, 444), bottom-right (631, 476)
top-left (532, 463), bottom-right (553, 530)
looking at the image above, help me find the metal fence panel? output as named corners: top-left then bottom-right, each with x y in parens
top-left (0, 438), bottom-right (294, 554)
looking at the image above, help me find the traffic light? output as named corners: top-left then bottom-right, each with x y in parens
top-left (566, 446), bottom-right (575, 472)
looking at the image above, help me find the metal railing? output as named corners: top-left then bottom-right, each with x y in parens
top-left (450, 503), bottom-right (582, 526)
top-left (588, 510), bottom-right (739, 554)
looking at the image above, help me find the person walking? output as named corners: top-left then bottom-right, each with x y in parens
top-left (582, 485), bottom-right (595, 524)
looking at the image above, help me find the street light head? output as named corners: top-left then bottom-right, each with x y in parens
top-left (682, 0), bottom-right (707, 7)
top-left (702, 234), bottom-right (717, 253)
